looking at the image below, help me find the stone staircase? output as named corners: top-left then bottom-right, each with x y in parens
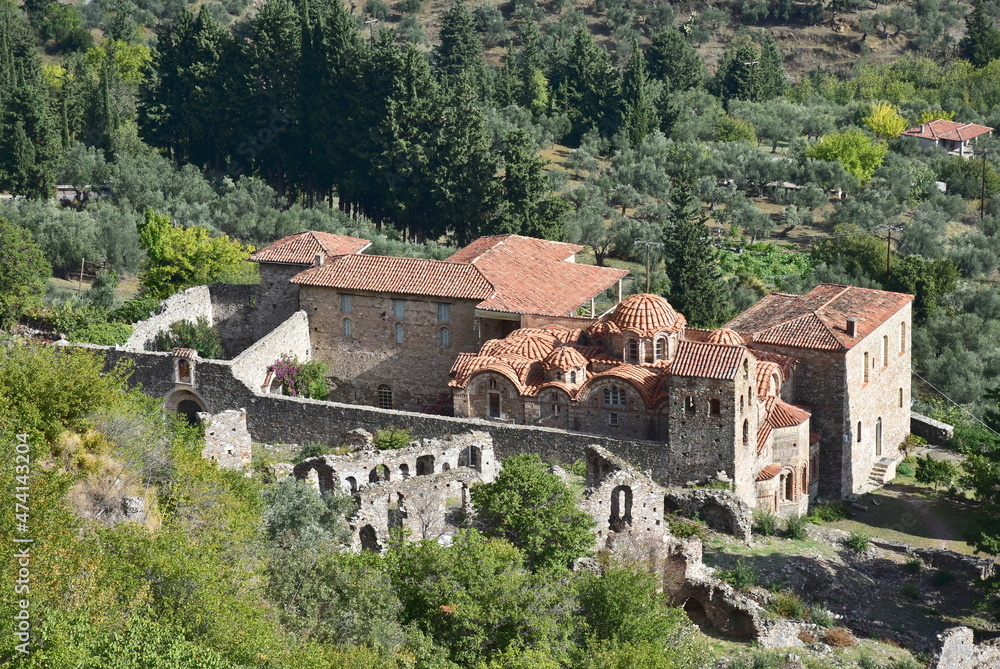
top-left (868, 458), bottom-right (895, 486)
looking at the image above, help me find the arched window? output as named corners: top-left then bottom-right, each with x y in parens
top-left (857, 421), bottom-right (862, 442)
top-left (394, 322), bottom-right (404, 343)
top-left (342, 318), bottom-right (353, 338)
top-left (743, 359), bottom-right (749, 378)
top-left (801, 464), bottom-right (808, 494)
top-left (875, 417), bottom-right (883, 456)
top-left (655, 338), bottom-right (665, 360)
top-left (341, 294), bottom-right (353, 313)
top-left (709, 398), bottom-right (721, 416)
top-left (416, 454), bottom-right (435, 476)
top-left (604, 385), bottom-right (625, 406)
top-left (863, 352), bottom-right (869, 383)
top-left (439, 326), bottom-right (451, 347)
top-left (900, 322), bottom-right (907, 353)
top-left (627, 339), bottom-right (639, 362)
top-left (569, 370), bottom-right (577, 384)
top-left (742, 419), bottom-right (749, 446)
top-left (399, 464), bottom-right (409, 479)
top-left (610, 485), bottom-right (633, 532)
top-left (899, 387), bottom-right (905, 408)
top-left (883, 335), bottom-right (889, 367)
top-left (770, 373), bottom-right (780, 397)
top-left (377, 384), bottom-right (393, 410)
top-left (684, 396), bottom-right (696, 415)
top-left (784, 471), bottom-right (794, 501)
top-left (176, 359), bottom-right (191, 384)
top-left (740, 395), bottom-right (744, 413)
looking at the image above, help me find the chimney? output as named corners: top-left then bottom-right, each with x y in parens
top-left (314, 252), bottom-right (325, 266)
top-left (846, 317), bottom-right (859, 338)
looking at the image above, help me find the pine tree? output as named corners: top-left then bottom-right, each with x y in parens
top-left (662, 183), bottom-right (732, 327)
top-left (492, 128), bottom-right (567, 240)
top-left (620, 38), bottom-right (659, 148)
top-left (756, 33), bottom-right (786, 101)
top-left (552, 29), bottom-right (619, 144)
top-left (960, 0), bottom-right (1000, 66)
top-left (711, 39), bottom-right (759, 103)
top-left (647, 29), bottom-right (704, 91)
top-left (433, 0), bottom-right (488, 97)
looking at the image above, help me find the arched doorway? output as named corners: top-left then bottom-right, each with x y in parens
top-left (164, 389), bottom-right (209, 425)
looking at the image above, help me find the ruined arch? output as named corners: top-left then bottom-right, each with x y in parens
top-left (399, 463), bottom-right (410, 478)
top-left (369, 464), bottom-right (390, 483)
top-left (610, 485), bottom-right (633, 532)
top-left (164, 389), bottom-right (209, 425)
top-left (359, 524), bottom-right (380, 551)
top-left (416, 454), bottom-right (435, 476)
top-left (344, 476), bottom-right (358, 494)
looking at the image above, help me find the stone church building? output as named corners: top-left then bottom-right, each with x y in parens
top-left (243, 232), bottom-right (913, 509)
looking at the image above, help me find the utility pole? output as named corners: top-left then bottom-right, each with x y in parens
top-left (78, 258), bottom-right (85, 293)
top-left (364, 17), bottom-right (379, 49)
top-left (634, 240), bottom-right (664, 293)
top-left (742, 60), bottom-right (759, 102)
top-left (877, 224), bottom-right (902, 274)
top-left (981, 149), bottom-right (991, 220)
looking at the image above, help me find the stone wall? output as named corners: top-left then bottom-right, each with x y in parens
top-left (911, 412), bottom-right (955, 444)
top-left (931, 627), bottom-right (1000, 669)
top-left (583, 446), bottom-right (668, 551)
top-left (208, 283), bottom-right (262, 355)
top-left (300, 286), bottom-right (481, 411)
top-left (199, 409), bottom-right (252, 469)
top-left (123, 285), bottom-right (213, 352)
top-left (230, 311), bottom-right (311, 392)
top-left (663, 489), bottom-right (753, 542)
top-left (257, 263), bottom-right (307, 329)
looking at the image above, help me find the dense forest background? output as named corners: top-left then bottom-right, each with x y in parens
top-left (5, 0), bottom-right (1000, 665)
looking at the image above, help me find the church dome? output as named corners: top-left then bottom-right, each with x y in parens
top-left (541, 345), bottom-right (588, 371)
top-left (606, 293), bottom-right (686, 336)
top-left (481, 328), bottom-right (560, 360)
top-left (705, 328), bottom-right (744, 346)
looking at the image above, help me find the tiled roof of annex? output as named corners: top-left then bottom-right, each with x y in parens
top-left (291, 254), bottom-right (494, 300)
top-left (248, 231), bottom-right (371, 265)
top-left (902, 119), bottom-right (993, 143)
top-left (445, 234), bottom-right (628, 317)
top-left (725, 284), bottom-right (912, 351)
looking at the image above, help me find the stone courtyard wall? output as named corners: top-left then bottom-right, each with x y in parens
top-left (123, 285), bottom-right (213, 352)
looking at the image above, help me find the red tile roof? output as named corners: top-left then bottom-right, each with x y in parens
top-left (447, 235), bottom-right (628, 316)
top-left (248, 231), bottom-right (371, 264)
top-left (445, 234), bottom-right (583, 264)
top-left (605, 293), bottom-right (686, 336)
top-left (768, 400), bottom-right (811, 428)
top-left (671, 340), bottom-right (746, 379)
top-left (541, 345), bottom-right (589, 371)
top-left (291, 254), bottom-right (494, 300)
top-left (706, 327), bottom-right (745, 346)
top-left (902, 119), bottom-right (993, 143)
top-left (756, 464), bottom-right (781, 482)
top-left (726, 284), bottom-right (912, 351)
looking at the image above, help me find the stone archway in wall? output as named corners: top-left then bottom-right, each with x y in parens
top-left (164, 389), bottom-right (210, 425)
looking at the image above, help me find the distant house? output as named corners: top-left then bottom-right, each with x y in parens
top-left (901, 119), bottom-right (993, 157)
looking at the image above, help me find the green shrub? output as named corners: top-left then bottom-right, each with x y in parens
top-left (769, 590), bottom-right (808, 619)
top-left (722, 558), bottom-right (758, 589)
top-left (365, 0), bottom-right (389, 19)
top-left (399, 0), bottom-right (422, 12)
top-left (858, 655), bottom-right (881, 669)
top-left (808, 502), bottom-right (850, 523)
top-left (845, 531), bottom-right (871, 553)
top-left (154, 317), bottom-right (224, 358)
top-left (904, 557), bottom-right (923, 574)
top-left (666, 513), bottom-right (709, 541)
top-left (809, 605), bottom-right (834, 628)
top-left (931, 568), bottom-right (954, 587)
top-left (70, 321), bottom-right (133, 345)
top-left (888, 659), bottom-right (922, 669)
top-left (373, 427), bottom-right (413, 450)
top-left (567, 459), bottom-right (587, 477)
top-left (296, 442), bottom-right (348, 462)
top-left (753, 509), bottom-right (780, 536)
top-left (698, 478), bottom-right (735, 491)
top-left (727, 650), bottom-right (785, 669)
top-left (266, 355), bottom-right (329, 399)
top-left (901, 584), bottom-right (921, 600)
top-left (784, 513), bottom-right (808, 540)
top-left (895, 461), bottom-right (915, 477)
top-left (109, 296), bottom-right (162, 323)
top-left (914, 453), bottom-right (958, 491)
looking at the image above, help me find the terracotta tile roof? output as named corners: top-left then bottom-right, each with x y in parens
top-left (671, 340), bottom-right (746, 379)
top-left (248, 231), bottom-right (371, 264)
top-left (605, 293), bottom-right (687, 336)
top-left (480, 328), bottom-right (561, 360)
top-left (750, 349), bottom-right (797, 380)
top-left (726, 284), bottom-right (912, 351)
top-left (445, 234), bottom-right (584, 264)
top-left (541, 345), bottom-right (589, 371)
top-left (768, 399), bottom-right (811, 428)
top-left (756, 464), bottom-right (781, 482)
top-left (757, 422), bottom-right (773, 454)
top-left (756, 360), bottom-right (782, 396)
top-left (581, 364), bottom-right (666, 407)
top-left (290, 254), bottom-right (494, 300)
top-left (173, 347), bottom-right (197, 358)
top-left (902, 119), bottom-right (993, 143)
top-left (447, 235), bottom-right (627, 316)
top-left (706, 327), bottom-right (745, 346)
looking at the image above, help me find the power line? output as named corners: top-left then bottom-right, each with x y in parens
top-left (911, 369), bottom-right (1000, 439)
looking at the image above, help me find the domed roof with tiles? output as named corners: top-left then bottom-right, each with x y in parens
top-left (606, 293), bottom-right (686, 336)
top-left (541, 345), bottom-right (588, 371)
top-left (481, 328), bottom-right (560, 360)
top-left (706, 328), bottom-right (744, 346)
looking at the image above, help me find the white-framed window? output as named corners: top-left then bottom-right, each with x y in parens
top-left (437, 303), bottom-right (451, 322)
top-left (439, 326), bottom-right (451, 347)
top-left (394, 322), bottom-right (404, 343)
top-left (607, 411), bottom-right (619, 426)
top-left (603, 385), bottom-right (625, 406)
top-left (341, 293), bottom-right (353, 313)
top-left (392, 299), bottom-right (406, 319)
top-left (655, 338), bottom-right (665, 360)
top-left (342, 318), bottom-right (353, 338)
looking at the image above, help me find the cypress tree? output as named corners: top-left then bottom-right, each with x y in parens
top-left (960, 0), bottom-right (1000, 66)
top-left (433, 0), bottom-right (488, 96)
top-left (552, 29), bottom-right (619, 144)
top-left (620, 38), bottom-right (659, 148)
top-left (662, 183), bottom-right (732, 327)
top-left (756, 33), bottom-right (786, 101)
top-left (647, 29), bottom-right (704, 92)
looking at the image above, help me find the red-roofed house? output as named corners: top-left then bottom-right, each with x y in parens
top-left (901, 119), bottom-right (993, 157)
top-left (260, 233), bottom-right (628, 413)
top-left (726, 284), bottom-right (913, 498)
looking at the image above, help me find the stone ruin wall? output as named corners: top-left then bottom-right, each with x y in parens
top-left (198, 409), bottom-right (253, 470)
top-left (123, 285), bottom-right (214, 353)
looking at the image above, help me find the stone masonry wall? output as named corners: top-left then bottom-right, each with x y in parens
top-left (300, 286), bottom-right (481, 411)
top-left (257, 263), bottom-right (306, 329)
top-left (123, 285), bottom-right (213, 352)
top-left (583, 445), bottom-right (668, 551)
top-left (208, 283), bottom-right (261, 356)
top-left (230, 311), bottom-right (312, 392)
top-left (199, 409), bottom-right (252, 469)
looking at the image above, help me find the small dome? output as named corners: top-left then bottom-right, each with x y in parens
top-left (606, 293), bottom-right (686, 336)
top-left (541, 345), bottom-right (588, 371)
top-left (706, 328), bottom-right (744, 346)
top-left (481, 328), bottom-right (560, 360)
